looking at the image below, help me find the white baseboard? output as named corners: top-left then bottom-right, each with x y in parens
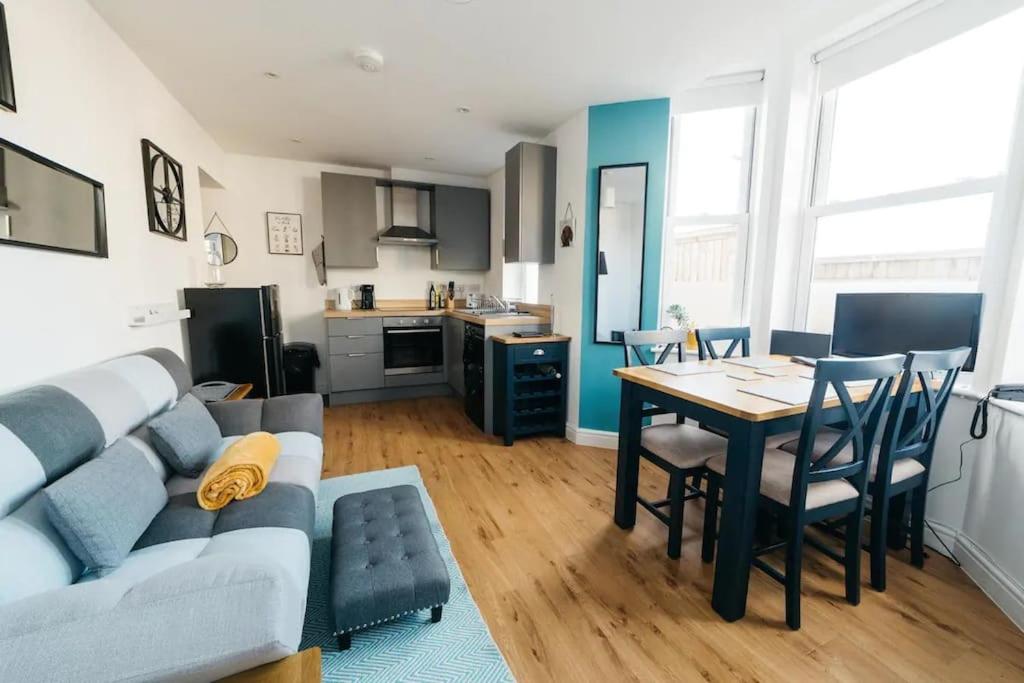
top-left (954, 532), bottom-right (1024, 633)
top-left (566, 424), bottom-right (618, 449)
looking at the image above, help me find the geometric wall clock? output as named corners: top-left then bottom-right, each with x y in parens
top-left (141, 139), bottom-right (186, 241)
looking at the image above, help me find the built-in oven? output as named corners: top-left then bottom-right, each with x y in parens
top-left (382, 317), bottom-right (444, 376)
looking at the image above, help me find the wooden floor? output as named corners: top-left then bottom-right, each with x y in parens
top-left (323, 397), bottom-right (1024, 682)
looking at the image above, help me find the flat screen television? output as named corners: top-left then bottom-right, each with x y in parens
top-left (831, 293), bottom-right (983, 371)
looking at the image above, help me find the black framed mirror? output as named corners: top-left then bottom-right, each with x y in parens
top-left (0, 137), bottom-right (107, 258)
top-left (0, 2), bottom-right (15, 113)
top-left (594, 162), bottom-right (648, 344)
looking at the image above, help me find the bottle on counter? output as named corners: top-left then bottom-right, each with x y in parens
top-left (428, 283), bottom-right (436, 310)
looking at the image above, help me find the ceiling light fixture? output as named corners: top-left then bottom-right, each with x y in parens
top-left (424, 156), bottom-right (436, 161)
top-left (263, 71), bottom-right (280, 79)
top-left (354, 48), bottom-right (384, 73)
top-left (455, 106), bottom-right (471, 114)
top-left (290, 138), bottom-right (303, 144)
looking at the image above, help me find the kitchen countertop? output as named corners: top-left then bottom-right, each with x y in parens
top-left (324, 307), bottom-right (550, 326)
top-left (491, 333), bottom-right (571, 345)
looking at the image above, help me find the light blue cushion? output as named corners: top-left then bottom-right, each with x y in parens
top-left (42, 440), bottom-right (168, 573)
top-left (147, 394), bottom-right (221, 477)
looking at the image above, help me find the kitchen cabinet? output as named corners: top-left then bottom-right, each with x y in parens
top-left (432, 185), bottom-right (490, 271)
top-left (504, 142), bottom-right (556, 264)
top-left (327, 317), bottom-right (384, 395)
top-left (322, 172), bottom-right (379, 268)
top-left (445, 316), bottom-right (465, 396)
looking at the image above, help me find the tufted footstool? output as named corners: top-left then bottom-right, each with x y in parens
top-left (330, 485), bottom-right (451, 650)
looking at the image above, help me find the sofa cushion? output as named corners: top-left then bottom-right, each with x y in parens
top-left (43, 440), bottom-right (168, 573)
top-left (148, 394), bottom-right (222, 477)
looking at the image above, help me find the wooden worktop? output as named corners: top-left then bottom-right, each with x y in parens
top-left (491, 333), bottom-right (571, 345)
top-left (324, 299), bottom-right (551, 326)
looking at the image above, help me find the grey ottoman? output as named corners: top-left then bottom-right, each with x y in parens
top-left (331, 485), bottom-right (451, 650)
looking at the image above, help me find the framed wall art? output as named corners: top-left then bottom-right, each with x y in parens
top-left (141, 139), bottom-right (186, 241)
top-left (267, 211), bottom-right (303, 255)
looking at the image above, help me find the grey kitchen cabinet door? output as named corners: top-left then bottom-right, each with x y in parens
top-left (322, 172), bottom-right (379, 268)
top-left (504, 142), bottom-right (556, 264)
top-left (329, 352), bottom-right (384, 391)
top-left (445, 317), bottom-right (465, 396)
top-left (431, 185), bottom-right (490, 271)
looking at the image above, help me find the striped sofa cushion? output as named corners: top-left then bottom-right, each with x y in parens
top-left (0, 349), bottom-right (190, 605)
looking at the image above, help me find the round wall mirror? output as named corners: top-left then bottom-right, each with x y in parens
top-left (204, 232), bottom-right (238, 266)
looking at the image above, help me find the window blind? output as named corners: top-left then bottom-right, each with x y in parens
top-left (814, 0), bottom-right (1023, 92)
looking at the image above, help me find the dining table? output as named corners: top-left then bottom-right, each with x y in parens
top-left (612, 354), bottom-right (915, 622)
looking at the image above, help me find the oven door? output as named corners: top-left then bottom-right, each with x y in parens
top-left (383, 326), bottom-right (444, 375)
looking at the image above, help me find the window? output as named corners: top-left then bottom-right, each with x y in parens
top-left (801, 8), bottom-right (1024, 333)
top-left (661, 106), bottom-right (756, 328)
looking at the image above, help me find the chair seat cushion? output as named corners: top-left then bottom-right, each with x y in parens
top-left (778, 432), bottom-right (926, 484)
top-left (707, 449), bottom-right (859, 510)
top-left (640, 423), bottom-right (727, 470)
top-left (331, 485), bottom-right (450, 635)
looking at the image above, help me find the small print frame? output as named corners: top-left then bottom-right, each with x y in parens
top-left (267, 212), bottom-right (303, 255)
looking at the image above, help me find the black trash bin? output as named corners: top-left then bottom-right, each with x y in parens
top-left (283, 342), bottom-right (320, 394)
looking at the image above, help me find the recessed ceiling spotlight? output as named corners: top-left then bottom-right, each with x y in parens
top-left (354, 48), bottom-right (384, 73)
top-left (290, 138), bottom-right (303, 144)
top-left (263, 71), bottom-right (281, 79)
top-left (455, 106), bottom-right (471, 114)
top-left (424, 156), bottom-right (437, 161)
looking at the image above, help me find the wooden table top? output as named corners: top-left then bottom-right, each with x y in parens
top-left (614, 355), bottom-right (897, 423)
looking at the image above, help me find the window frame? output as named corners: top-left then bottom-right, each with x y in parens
top-left (661, 104), bottom-right (759, 327)
top-left (793, 42), bottom-right (1022, 336)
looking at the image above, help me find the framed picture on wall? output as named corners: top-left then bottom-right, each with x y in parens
top-left (0, 2), bottom-right (17, 113)
top-left (266, 212), bottom-right (303, 255)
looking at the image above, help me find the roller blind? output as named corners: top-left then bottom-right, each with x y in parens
top-left (815, 0), bottom-right (1024, 92)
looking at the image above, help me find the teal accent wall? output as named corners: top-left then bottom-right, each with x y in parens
top-left (579, 98), bottom-right (671, 432)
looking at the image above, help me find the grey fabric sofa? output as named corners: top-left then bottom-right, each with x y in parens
top-left (0, 349), bottom-right (323, 682)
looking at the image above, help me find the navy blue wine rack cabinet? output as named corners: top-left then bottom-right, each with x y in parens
top-left (493, 338), bottom-right (569, 446)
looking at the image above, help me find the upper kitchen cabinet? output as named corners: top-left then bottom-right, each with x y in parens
top-left (322, 172), bottom-right (379, 268)
top-left (432, 185), bottom-right (490, 271)
top-left (504, 142), bottom-right (556, 264)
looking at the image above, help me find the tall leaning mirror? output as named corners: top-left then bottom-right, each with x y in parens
top-left (594, 163), bottom-right (648, 344)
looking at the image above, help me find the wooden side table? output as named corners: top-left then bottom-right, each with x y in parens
top-left (224, 383), bottom-right (254, 401)
top-left (216, 648), bottom-right (320, 683)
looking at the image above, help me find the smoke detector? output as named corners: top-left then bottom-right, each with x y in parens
top-left (354, 48), bottom-right (384, 73)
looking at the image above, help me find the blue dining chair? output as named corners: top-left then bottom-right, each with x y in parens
top-left (701, 354), bottom-right (905, 629)
top-left (695, 327), bottom-right (751, 361)
top-left (622, 329), bottom-right (727, 559)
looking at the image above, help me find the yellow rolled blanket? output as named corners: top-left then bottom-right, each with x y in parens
top-left (197, 432), bottom-right (281, 511)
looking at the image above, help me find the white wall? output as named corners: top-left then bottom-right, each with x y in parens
top-left (541, 109), bottom-right (588, 430)
top-left (0, 0), bottom-right (226, 392)
top-left (209, 153), bottom-right (488, 394)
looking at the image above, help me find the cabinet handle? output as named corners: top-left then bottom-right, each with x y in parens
top-left (434, 248), bottom-right (439, 266)
top-left (346, 335), bottom-right (363, 339)
top-left (347, 353), bottom-right (367, 357)
top-left (533, 349), bottom-right (545, 356)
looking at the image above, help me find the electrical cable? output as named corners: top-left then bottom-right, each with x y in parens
top-left (920, 436), bottom-right (976, 568)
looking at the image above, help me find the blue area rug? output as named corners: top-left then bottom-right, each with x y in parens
top-left (300, 466), bottom-right (516, 682)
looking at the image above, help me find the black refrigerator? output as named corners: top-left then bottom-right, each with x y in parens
top-left (184, 286), bottom-right (285, 398)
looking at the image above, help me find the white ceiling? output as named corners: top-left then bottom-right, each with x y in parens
top-left (88, 0), bottom-right (881, 177)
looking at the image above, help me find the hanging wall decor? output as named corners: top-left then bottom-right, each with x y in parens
top-left (0, 3), bottom-right (15, 113)
top-left (267, 211), bottom-right (303, 255)
top-left (559, 202), bottom-right (575, 247)
top-left (141, 139), bottom-right (186, 241)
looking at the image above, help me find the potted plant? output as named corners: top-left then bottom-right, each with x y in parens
top-left (665, 304), bottom-right (698, 350)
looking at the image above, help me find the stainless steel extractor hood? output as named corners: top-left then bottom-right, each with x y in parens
top-left (378, 185), bottom-right (437, 246)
